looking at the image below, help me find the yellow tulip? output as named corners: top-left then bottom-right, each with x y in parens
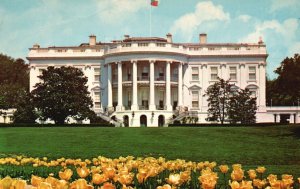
top-left (76, 167), bottom-right (90, 178)
top-left (230, 180), bottom-right (253, 189)
top-left (11, 179), bottom-right (27, 189)
top-left (219, 165), bottom-right (229, 174)
top-left (256, 167), bottom-right (266, 174)
top-left (59, 169), bottom-right (73, 181)
top-left (156, 184), bottom-right (172, 189)
top-left (231, 167), bottom-right (244, 181)
top-left (92, 174), bottom-right (107, 185)
top-left (31, 175), bottom-right (44, 187)
top-left (37, 182), bottom-right (52, 189)
top-left (56, 180), bottom-right (69, 189)
top-left (45, 176), bottom-right (58, 188)
top-left (0, 176), bottom-right (13, 189)
top-left (166, 174), bottom-right (180, 186)
top-left (247, 169), bottom-right (257, 180)
top-left (253, 179), bottom-right (266, 189)
top-left (298, 177), bottom-right (300, 183)
top-left (100, 183), bottom-right (116, 189)
top-left (70, 179), bottom-right (92, 189)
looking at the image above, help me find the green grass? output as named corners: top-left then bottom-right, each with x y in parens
top-left (0, 126), bottom-right (300, 177)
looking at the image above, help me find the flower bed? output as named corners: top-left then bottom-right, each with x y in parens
top-left (0, 156), bottom-right (299, 189)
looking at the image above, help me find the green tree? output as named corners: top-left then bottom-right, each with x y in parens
top-left (32, 66), bottom-right (94, 124)
top-left (0, 54), bottom-right (29, 112)
top-left (204, 78), bottom-right (233, 125)
top-left (267, 54), bottom-right (300, 106)
top-left (13, 92), bottom-right (38, 124)
top-left (228, 88), bottom-right (257, 124)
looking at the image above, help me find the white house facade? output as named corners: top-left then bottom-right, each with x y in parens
top-left (27, 34), bottom-right (300, 126)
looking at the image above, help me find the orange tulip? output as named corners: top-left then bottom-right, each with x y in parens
top-left (37, 182), bottom-right (52, 189)
top-left (70, 178), bottom-right (93, 189)
top-left (45, 176), bottom-right (58, 188)
top-left (59, 169), bottom-right (73, 181)
top-left (253, 179), bottom-right (266, 189)
top-left (156, 184), bottom-right (172, 189)
top-left (56, 180), bottom-right (69, 189)
top-left (231, 167), bottom-right (244, 181)
top-left (76, 167), bottom-right (90, 178)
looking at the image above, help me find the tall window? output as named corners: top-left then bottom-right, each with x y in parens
top-left (211, 67), bottom-right (218, 80)
top-left (249, 66), bottom-right (256, 80)
top-left (229, 66), bottom-right (237, 80)
top-left (191, 67), bottom-right (199, 80)
top-left (94, 68), bottom-right (100, 82)
top-left (192, 91), bottom-right (199, 108)
top-left (94, 91), bottom-right (100, 109)
top-left (247, 85), bottom-right (258, 98)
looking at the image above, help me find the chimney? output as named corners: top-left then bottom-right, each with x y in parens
top-left (166, 33), bottom-right (172, 43)
top-left (33, 44), bottom-right (40, 48)
top-left (199, 33), bottom-right (207, 44)
top-left (89, 35), bottom-right (96, 46)
top-left (124, 35), bottom-right (130, 40)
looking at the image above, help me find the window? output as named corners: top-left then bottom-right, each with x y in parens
top-left (249, 66), bottom-right (256, 80)
top-left (192, 91), bottom-right (199, 108)
top-left (191, 67), bottom-right (199, 80)
top-left (94, 68), bottom-right (100, 82)
top-left (211, 67), bottom-right (218, 80)
top-left (94, 102), bottom-right (101, 109)
top-left (138, 43), bottom-right (148, 47)
top-left (246, 85), bottom-right (258, 98)
top-left (156, 43), bottom-right (166, 47)
top-left (94, 92), bottom-right (100, 102)
top-left (229, 66), bottom-right (237, 80)
top-left (142, 66), bottom-right (149, 80)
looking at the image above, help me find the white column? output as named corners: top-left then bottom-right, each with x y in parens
top-left (116, 62), bottom-right (123, 111)
top-left (289, 114), bottom-right (294, 124)
top-left (178, 62), bottom-right (183, 107)
top-left (149, 60), bottom-right (156, 110)
top-left (259, 63), bottom-right (266, 111)
top-left (201, 64), bottom-right (208, 110)
top-left (165, 61), bottom-right (172, 111)
top-left (107, 63), bottom-right (113, 109)
top-left (131, 60), bottom-right (138, 110)
top-left (221, 63), bottom-right (226, 79)
top-left (239, 63), bottom-right (246, 88)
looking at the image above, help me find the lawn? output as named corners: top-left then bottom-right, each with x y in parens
top-left (0, 126), bottom-right (300, 177)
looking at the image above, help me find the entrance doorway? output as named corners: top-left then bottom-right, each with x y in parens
top-left (140, 115), bottom-right (147, 127)
top-left (158, 115), bottom-right (165, 127)
top-left (123, 115), bottom-right (129, 127)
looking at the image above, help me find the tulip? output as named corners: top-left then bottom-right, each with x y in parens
top-left (11, 179), bottom-right (27, 189)
top-left (45, 176), bottom-right (58, 188)
top-left (230, 180), bottom-right (253, 189)
top-left (256, 166), bottom-right (266, 174)
top-left (247, 169), bottom-right (257, 180)
top-left (156, 184), bottom-right (172, 189)
top-left (92, 174), bottom-right (107, 185)
top-left (231, 167), bottom-right (244, 181)
top-left (56, 180), bottom-right (69, 189)
top-left (219, 165), bottom-right (229, 174)
top-left (37, 182), bottom-right (52, 189)
top-left (70, 178), bottom-right (93, 189)
top-left (76, 167), bottom-right (90, 178)
top-left (59, 169), bottom-right (73, 181)
top-left (166, 174), bottom-right (180, 186)
top-left (253, 179), bottom-right (266, 189)
top-left (31, 175), bottom-right (44, 187)
top-left (0, 176), bottom-right (13, 189)
top-left (100, 182), bottom-right (116, 189)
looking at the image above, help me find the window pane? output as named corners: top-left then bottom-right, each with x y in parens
top-left (94, 68), bottom-right (100, 74)
top-left (95, 102), bottom-right (101, 109)
top-left (249, 73), bottom-right (256, 80)
top-left (192, 91), bottom-right (198, 100)
top-left (192, 67), bottom-right (199, 74)
top-left (192, 101), bottom-right (199, 108)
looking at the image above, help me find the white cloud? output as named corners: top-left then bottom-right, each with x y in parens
top-left (238, 14), bottom-right (251, 22)
top-left (240, 18), bottom-right (299, 44)
top-left (170, 1), bottom-right (230, 41)
top-left (270, 0), bottom-right (300, 12)
top-left (97, 0), bottom-right (148, 24)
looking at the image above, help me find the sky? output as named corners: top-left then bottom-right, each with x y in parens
top-left (0, 0), bottom-right (299, 79)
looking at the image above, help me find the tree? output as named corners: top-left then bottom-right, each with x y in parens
top-left (267, 54), bottom-right (300, 106)
top-left (228, 88), bottom-right (257, 124)
top-left (0, 54), bottom-right (29, 112)
top-left (13, 92), bottom-right (38, 124)
top-left (32, 66), bottom-right (94, 124)
top-left (204, 78), bottom-right (233, 124)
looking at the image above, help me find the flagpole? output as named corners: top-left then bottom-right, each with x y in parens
top-left (150, 3), bottom-right (152, 37)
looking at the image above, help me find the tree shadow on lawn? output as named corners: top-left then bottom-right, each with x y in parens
top-left (277, 126), bottom-right (300, 139)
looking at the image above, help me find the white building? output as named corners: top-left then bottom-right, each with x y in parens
top-left (27, 34), bottom-right (300, 126)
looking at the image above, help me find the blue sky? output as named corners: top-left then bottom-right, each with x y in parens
top-left (0, 0), bottom-right (299, 79)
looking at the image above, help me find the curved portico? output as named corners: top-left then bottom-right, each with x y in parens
top-left (106, 59), bottom-right (184, 113)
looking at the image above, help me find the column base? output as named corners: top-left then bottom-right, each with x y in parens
top-left (116, 106), bottom-right (124, 111)
top-left (131, 104), bottom-right (139, 111)
top-left (107, 106), bottom-right (115, 114)
top-left (149, 104), bottom-right (156, 110)
top-left (165, 105), bottom-right (172, 111)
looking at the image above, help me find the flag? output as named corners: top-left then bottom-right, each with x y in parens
top-left (151, 0), bottom-right (159, 6)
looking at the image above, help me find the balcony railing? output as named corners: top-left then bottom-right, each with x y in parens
top-left (137, 76), bottom-right (150, 81)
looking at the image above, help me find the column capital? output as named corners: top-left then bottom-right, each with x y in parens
top-left (85, 65), bottom-right (91, 69)
top-left (149, 59), bottom-right (156, 63)
top-left (115, 61), bottom-right (122, 64)
top-left (30, 65), bottom-right (36, 69)
top-left (131, 60), bottom-right (137, 64)
top-left (239, 62), bottom-right (246, 67)
top-left (200, 63), bottom-right (207, 68)
top-left (166, 60), bottom-right (172, 64)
